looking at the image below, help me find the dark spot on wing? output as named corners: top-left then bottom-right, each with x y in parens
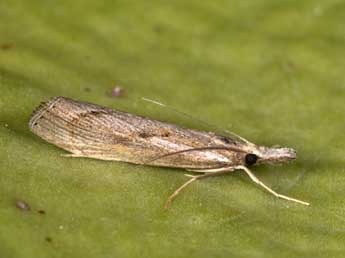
top-left (160, 131), bottom-right (170, 137)
top-left (138, 129), bottom-right (170, 138)
top-left (71, 110), bottom-right (108, 123)
top-left (86, 110), bottom-right (108, 116)
top-left (138, 132), bottom-right (150, 138)
top-left (217, 136), bottom-right (233, 144)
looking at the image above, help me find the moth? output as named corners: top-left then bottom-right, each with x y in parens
top-left (29, 96), bottom-right (309, 208)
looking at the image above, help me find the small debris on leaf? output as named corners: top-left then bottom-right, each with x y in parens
top-left (15, 199), bottom-right (30, 211)
top-left (109, 86), bottom-right (125, 98)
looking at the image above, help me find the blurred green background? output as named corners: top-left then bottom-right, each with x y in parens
top-left (1, 0), bottom-right (344, 257)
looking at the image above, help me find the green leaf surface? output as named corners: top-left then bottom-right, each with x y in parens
top-left (1, 1), bottom-right (344, 257)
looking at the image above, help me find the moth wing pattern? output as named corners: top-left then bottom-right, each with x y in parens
top-left (29, 97), bottom-right (238, 169)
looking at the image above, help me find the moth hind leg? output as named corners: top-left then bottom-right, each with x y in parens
top-left (61, 153), bottom-right (86, 158)
top-left (165, 166), bottom-right (236, 209)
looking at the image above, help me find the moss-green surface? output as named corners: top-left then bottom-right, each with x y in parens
top-left (1, 1), bottom-right (345, 257)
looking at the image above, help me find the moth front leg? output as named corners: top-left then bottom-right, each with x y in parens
top-left (235, 165), bottom-right (310, 206)
top-left (61, 153), bottom-right (86, 158)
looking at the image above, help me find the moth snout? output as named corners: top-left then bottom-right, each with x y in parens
top-left (277, 147), bottom-right (297, 160)
top-left (257, 147), bottom-right (297, 164)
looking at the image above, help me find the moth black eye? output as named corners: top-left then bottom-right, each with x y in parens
top-left (245, 154), bottom-right (258, 166)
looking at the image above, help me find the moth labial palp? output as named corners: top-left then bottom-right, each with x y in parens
top-left (29, 96), bottom-right (309, 208)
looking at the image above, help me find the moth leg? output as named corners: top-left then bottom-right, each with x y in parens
top-left (235, 165), bottom-right (310, 206)
top-left (165, 166), bottom-right (236, 209)
top-left (184, 166), bottom-right (236, 177)
top-left (188, 167), bottom-right (236, 173)
top-left (61, 153), bottom-right (86, 158)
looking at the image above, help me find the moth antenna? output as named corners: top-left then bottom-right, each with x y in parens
top-left (141, 97), bottom-right (251, 144)
top-left (141, 98), bottom-right (165, 107)
top-left (144, 146), bottom-right (246, 164)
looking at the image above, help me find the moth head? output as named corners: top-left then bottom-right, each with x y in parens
top-left (244, 146), bottom-right (296, 166)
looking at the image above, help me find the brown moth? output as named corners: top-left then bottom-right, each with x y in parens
top-left (29, 96), bottom-right (309, 208)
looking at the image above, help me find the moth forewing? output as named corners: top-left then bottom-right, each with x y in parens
top-left (29, 96), bottom-right (309, 208)
top-left (29, 97), bottom-right (241, 169)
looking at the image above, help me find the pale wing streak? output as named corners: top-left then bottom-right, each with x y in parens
top-left (149, 138), bottom-right (230, 163)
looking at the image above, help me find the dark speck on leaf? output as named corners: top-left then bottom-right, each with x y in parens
top-left (153, 25), bottom-right (163, 33)
top-left (45, 237), bottom-right (52, 243)
top-left (0, 43), bottom-right (14, 50)
top-left (38, 209), bottom-right (46, 215)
